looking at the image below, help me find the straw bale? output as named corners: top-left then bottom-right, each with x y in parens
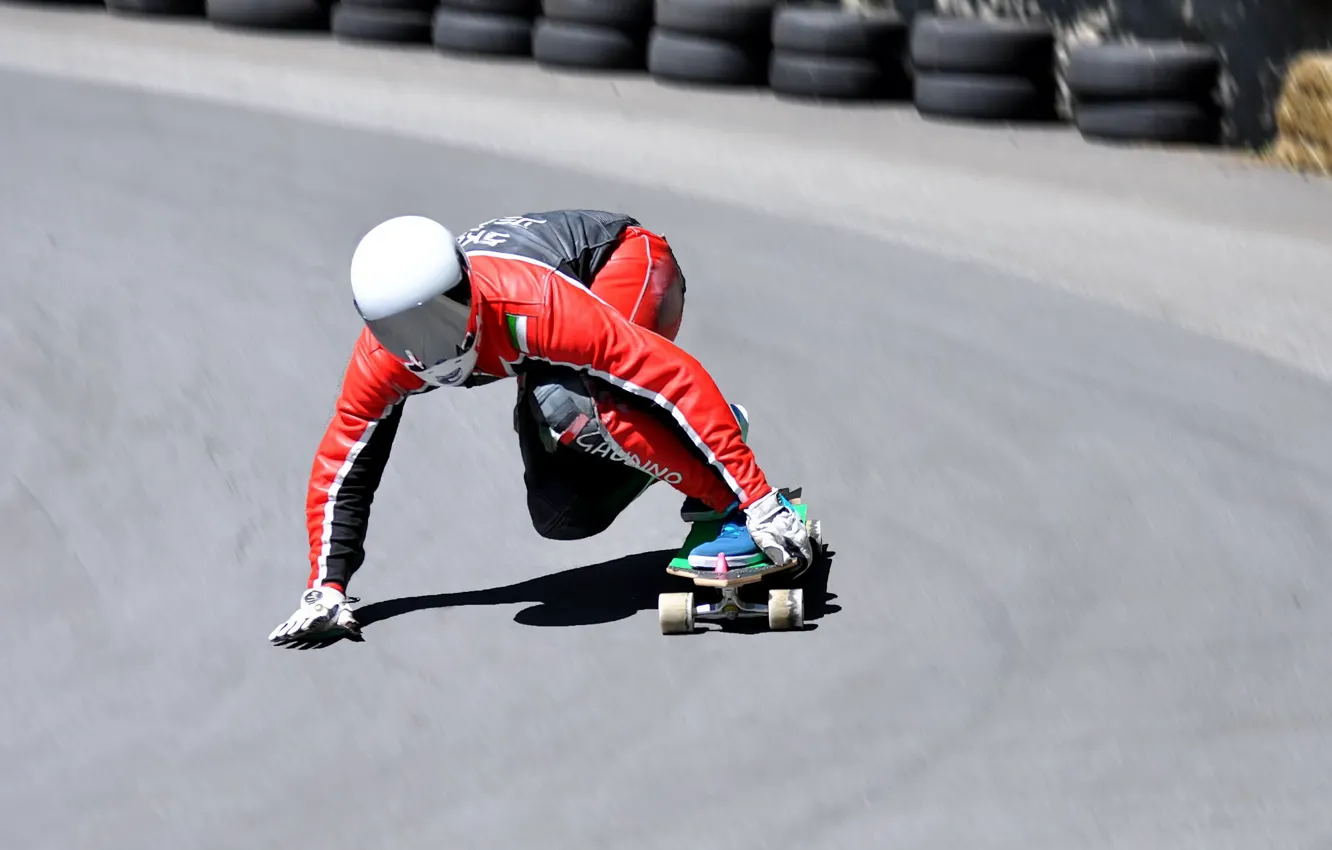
top-left (1271, 52), bottom-right (1332, 176)
top-left (1271, 135), bottom-right (1332, 176)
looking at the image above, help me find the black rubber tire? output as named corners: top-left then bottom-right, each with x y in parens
top-left (910, 14), bottom-right (1054, 76)
top-left (532, 17), bottom-right (646, 69)
top-left (770, 4), bottom-right (905, 58)
top-left (648, 27), bottom-right (768, 85)
top-left (769, 50), bottom-right (897, 100)
top-left (107, 0), bottom-right (204, 15)
top-left (1075, 100), bottom-right (1221, 144)
top-left (206, 0), bottom-right (328, 29)
top-left (331, 3), bottom-right (432, 42)
top-left (337, 0), bottom-right (434, 12)
top-left (541, 0), bottom-right (652, 32)
top-left (1066, 41), bottom-right (1220, 102)
top-left (436, 0), bottom-right (537, 15)
top-left (654, 0), bottom-right (778, 42)
top-left (913, 70), bottom-right (1055, 121)
top-left (433, 8), bottom-right (532, 55)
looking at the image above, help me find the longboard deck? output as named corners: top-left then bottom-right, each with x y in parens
top-left (666, 499), bottom-right (809, 588)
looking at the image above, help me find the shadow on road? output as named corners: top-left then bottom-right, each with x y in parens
top-left (344, 543), bottom-right (840, 636)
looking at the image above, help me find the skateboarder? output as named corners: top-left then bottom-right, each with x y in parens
top-left (269, 210), bottom-right (814, 645)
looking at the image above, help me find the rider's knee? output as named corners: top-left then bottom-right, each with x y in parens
top-left (528, 502), bottom-right (612, 541)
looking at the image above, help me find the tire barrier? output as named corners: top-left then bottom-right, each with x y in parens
top-left (1067, 41), bottom-right (1223, 145)
top-left (647, 0), bottom-right (777, 87)
top-left (768, 4), bottom-right (909, 102)
top-left (205, 0), bottom-right (329, 30)
top-left (1271, 52), bottom-right (1332, 176)
top-left (26, 0), bottom-right (1277, 163)
top-left (433, 0), bottom-right (538, 58)
top-left (909, 14), bottom-right (1057, 123)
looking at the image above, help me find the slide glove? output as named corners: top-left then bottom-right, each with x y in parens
top-left (269, 586), bottom-right (361, 647)
top-left (743, 488), bottom-right (814, 571)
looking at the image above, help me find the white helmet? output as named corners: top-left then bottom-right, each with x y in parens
top-left (350, 215), bottom-right (479, 387)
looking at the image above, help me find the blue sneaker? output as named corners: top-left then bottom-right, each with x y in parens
top-left (680, 403), bottom-right (750, 523)
top-left (687, 508), bottom-right (765, 569)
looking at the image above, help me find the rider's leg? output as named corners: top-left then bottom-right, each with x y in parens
top-left (515, 367), bottom-right (654, 541)
top-left (520, 366), bottom-right (767, 569)
top-left (583, 226), bottom-right (753, 531)
top-left (678, 402), bottom-right (749, 522)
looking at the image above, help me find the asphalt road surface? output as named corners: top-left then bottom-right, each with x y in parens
top-left (4, 9), bottom-right (1332, 850)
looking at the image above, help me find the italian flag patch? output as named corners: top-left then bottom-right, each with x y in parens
top-left (506, 314), bottom-right (530, 354)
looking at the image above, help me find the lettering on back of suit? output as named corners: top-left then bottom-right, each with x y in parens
top-left (574, 430), bottom-right (684, 486)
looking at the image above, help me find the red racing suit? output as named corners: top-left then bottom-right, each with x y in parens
top-left (304, 210), bottom-right (771, 591)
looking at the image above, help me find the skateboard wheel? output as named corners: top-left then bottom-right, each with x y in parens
top-left (658, 592), bottom-right (695, 635)
top-left (767, 588), bottom-right (804, 631)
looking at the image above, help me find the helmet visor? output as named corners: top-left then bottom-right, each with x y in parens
top-left (362, 288), bottom-right (474, 372)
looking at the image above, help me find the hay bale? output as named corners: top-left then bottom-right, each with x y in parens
top-left (1272, 136), bottom-right (1332, 175)
top-left (1271, 52), bottom-right (1332, 176)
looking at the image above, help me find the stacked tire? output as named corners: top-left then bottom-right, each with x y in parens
top-left (532, 0), bottom-right (654, 71)
top-left (331, 0), bottom-right (433, 44)
top-left (648, 0), bottom-right (778, 88)
top-left (910, 14), bottom-right (1058, 123)
top-left (768, 4), bottom-right (909, 102)
top-left (206, 0), bottom-right (329, 30)
top-left (433, 0), bottom-right (539, 58)
top-left (108, 0), bottom-right (204, 18)
top-left (1066, 41), bottom-right (1223, 146)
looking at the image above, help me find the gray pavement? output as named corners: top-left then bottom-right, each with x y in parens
top-left (4, 2), bottom-right (1332, 380)
top-left (2, 9), bottom-right (1332, 850)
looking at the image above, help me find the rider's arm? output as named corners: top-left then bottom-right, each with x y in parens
top-left (527, 279), bottom-right (771, 509)
top-left (304, 327), bottom-right (428, 592)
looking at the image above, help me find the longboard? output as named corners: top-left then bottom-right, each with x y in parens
top-left (658, 488), bottom-right (823, 634)
top-left (665, 499), bottom-right (812, 587)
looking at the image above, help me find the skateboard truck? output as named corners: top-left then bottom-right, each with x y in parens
top-left (658, 576), bottom-right (806, 634)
